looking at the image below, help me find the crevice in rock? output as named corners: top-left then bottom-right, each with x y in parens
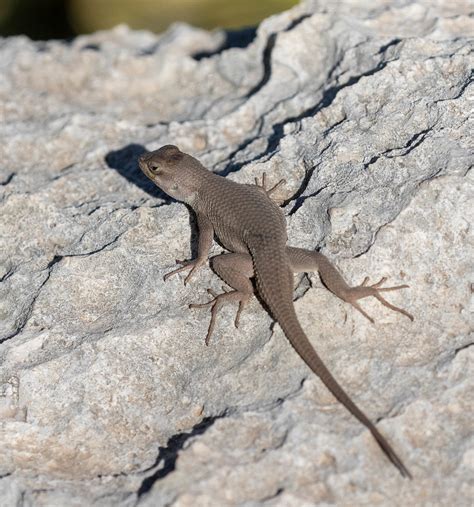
top-left (244, 32), bottom-right (277, 99)
top-left (56, 230), bottom-right (127, 260)
top-left (217, 118), bottom-right (264, 176)
top-left (0, 172), bottom-right (15, 186)
top-left (0, 268), bottom-right (51, 344)
top-left (244, 14), bottom-right (312, 99)
top-left (49, 163), bottom-right (75, 182)
top-left (227, 54), bottom-right (397, 174)
top-left (192, 26), bottom-right (257, 60)
top-left (322, 115), bottom-right (346, 137)
top-left (363, 154), bottom-right (380, 169)
top-left (0, 267), bottom-right (14, 283)
top-left (284, 136), bottom-right (336, 215)
top-left (0, 232), bottom-right (125, 344)
top-left (46, 255), bottom-right (63, 270)
top-left (137, 415), bottom-right (224, 497)
top-left (261, 487), bottom-right (284, 502)
top-left (363, 127), bottom-right (432, 170)
top-left (85, 202), bottom-right (141, 216)
top-left (86, 204), bottom-right (104, 216)
top-left (259, 58), bottom-right (394, 160)
top-left (216, 88), bottom-right (301, 175)
top-left (434, 70), bottom-right (473, 103)
top-left (385, 127), bottom-right (432, 158)
top-left (281, 125), bottom-right (342, 214)
top-left (95, 471), bottom-right (128, 479)
top-left (377, 38), bottom-right (402, 54)
top-left (234, 376), bottom-right (307, 419)
top-left (454, 341), bottom-right (474, 356)
top-left (288, 181), bottom-right (329, 216)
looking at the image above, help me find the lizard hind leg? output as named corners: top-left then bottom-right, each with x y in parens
top-left (189, 253), bottom-right (255, 345)
top-left (287, 247), bottom-right (414, 324)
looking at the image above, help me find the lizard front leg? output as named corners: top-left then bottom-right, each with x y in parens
top-left (189, 253), bottom-right (254, 345)
top-left (287, 247), bottom-right (413, 323)
top-left (164, 212), bottom-right (214, 285)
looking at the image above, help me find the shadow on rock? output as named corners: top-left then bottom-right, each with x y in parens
top-left (192, 26), bottom-right (257, 60)
top-left (105, 143), bottom-right (171, 201)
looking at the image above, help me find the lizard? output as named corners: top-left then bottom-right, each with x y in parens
top-left (138, 144), bottom-right (414, 478)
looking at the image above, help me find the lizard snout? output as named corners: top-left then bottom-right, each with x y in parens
top-left (138, 153), bottom-right (153, 173)
top-left (138, 153), bottom-right (149, 165)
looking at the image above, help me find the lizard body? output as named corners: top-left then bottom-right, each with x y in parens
top-left (138, 145), bottom-right (413, 478)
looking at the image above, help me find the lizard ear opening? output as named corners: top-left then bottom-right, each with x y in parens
top-left (169, 152), bottom-right (183, 163)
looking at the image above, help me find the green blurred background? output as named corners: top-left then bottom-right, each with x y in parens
top-left (0, 0), bottom-right (299, 39)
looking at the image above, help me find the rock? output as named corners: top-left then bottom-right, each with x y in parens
top-left (0, 0), bottom-right (472, 505)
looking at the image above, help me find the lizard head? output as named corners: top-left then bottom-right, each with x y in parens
top-left (138, 145), bottom-right (203, 204)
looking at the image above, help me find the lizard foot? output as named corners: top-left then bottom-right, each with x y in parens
top-left (163, 258), bottom-right (205, 285)
top-left (255, 173), bottom-right (286, 200)
top-left (341, 277), bottom-right (414, 324)
top-left (189, 287), bottom-right (251, 345)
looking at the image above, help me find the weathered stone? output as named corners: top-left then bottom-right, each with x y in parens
top-left (0, 0), bottom-right (472, 505)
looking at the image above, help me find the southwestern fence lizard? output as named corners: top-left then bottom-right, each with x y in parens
top-left (138, 145), bottom-right (414, 478)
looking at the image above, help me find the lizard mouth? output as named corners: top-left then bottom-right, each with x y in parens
top-left (138, 155), bottom-right (152, 179)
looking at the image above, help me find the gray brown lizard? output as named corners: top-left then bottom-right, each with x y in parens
top-left (138, 145), bottom-right (414, 478)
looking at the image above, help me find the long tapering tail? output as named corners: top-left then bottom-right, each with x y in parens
top-left (250, 240), bottom-right (412, 478)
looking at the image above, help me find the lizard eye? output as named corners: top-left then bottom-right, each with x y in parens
top-left (150, 164), bottom-right (161, 174)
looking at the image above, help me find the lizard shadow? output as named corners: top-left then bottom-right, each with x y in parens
top-left (105, 143), bottom-right (171, 201)
top-left (105, 143), bottom-right (201, 258)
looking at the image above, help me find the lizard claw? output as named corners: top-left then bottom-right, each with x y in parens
top-left (189, 289), bottom-right (251, 345)
top-left (163, 258), bottom-right (206, 284)
top-left (342, 276), bottom-right (413, 323)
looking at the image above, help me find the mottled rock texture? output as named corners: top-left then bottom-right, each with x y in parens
top-left (0, 0), bottom-right (472, 505)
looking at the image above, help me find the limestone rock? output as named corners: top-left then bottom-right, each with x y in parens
top-left (0, 0), bottom-right (472, 505)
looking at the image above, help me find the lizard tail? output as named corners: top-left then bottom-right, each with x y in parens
top-left (249, 240), bottom-right (412, 479)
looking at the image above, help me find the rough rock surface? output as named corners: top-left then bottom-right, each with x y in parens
top-left (0, 0), bottom-right (472, 505)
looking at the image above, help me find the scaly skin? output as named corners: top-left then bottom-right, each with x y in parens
top-left (138, 145), bottom-right (413, 478)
